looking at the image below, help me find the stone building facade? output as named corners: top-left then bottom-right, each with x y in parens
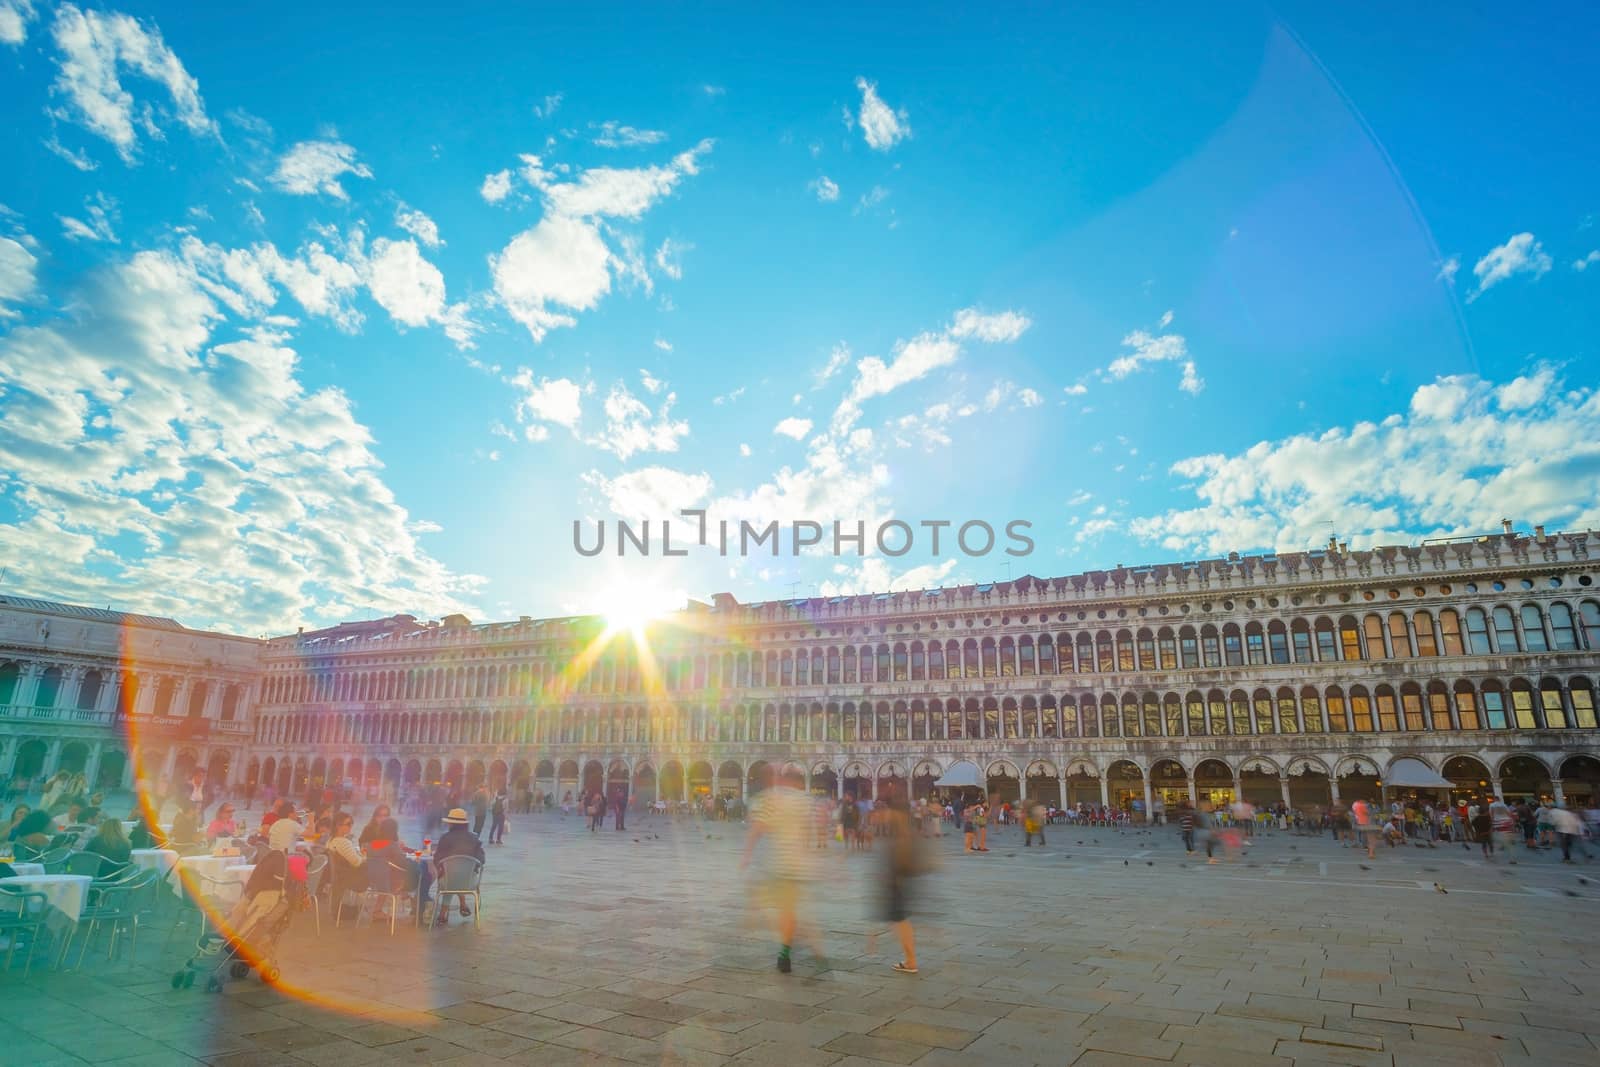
top-left (243, 527), bottom-right (1600, 814)
top-left (0, 595), bottom-right (260, 794)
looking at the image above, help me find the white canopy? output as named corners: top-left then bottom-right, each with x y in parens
top-left (1384, 758), bottom-right (1454, 789)
top-left (933, 760), bottom-right (983, 788)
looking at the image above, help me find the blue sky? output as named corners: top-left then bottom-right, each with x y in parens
top-left (0, 1), bottom-right (1597, 634)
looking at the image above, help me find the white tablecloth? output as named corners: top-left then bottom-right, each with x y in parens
top-left (216, 864), bottom-right (256, 904)
top-left (5, 862), bottom-right (46, 877)
top-left (169, 854), bottom-right (248, 897)
top-left (1, 874), bottom-right (91, 922)
top-left (129, 848), bottom-right (179, 876)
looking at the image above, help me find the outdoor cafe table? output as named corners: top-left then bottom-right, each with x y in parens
top-left (216, 864), bottom-right (255, 905)
top-left (5, 862), bottom-right (46, 877)
top-left (169, 853), bottom-right (249, 897)
top-left (2, 873), bottom-right (91, 937)
top-left (129, 848), bottom-right (179, 876)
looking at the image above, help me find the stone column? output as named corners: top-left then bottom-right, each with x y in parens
top-left (1098, 775), bottom-right (1109, 809)
top-left (1186, 776), bottom-right (1198, 805)
top-left (85, 742), bottom-right (103, 792)
top-left (1058, 774), bottom-right (1068, 810)
top-left (1233, 776), bottom-right (1244, 804)
top-left (14, 663), bottom-right (41, 709)
top-left (1553, 779), bottom-right (1567, 805)
top-left (1329, 777), bottom-right (1341, 803)
top-left (1279, 777), bottom-right (1292, 810)
top-left (1142, 778), bottom-right (1154, 825)
top-left (1490, 777), bottom-right (1503, 800)
top-left (836, 773), bottom-right (844, 799)
top-left (46, 737), bottom-right (64, 774)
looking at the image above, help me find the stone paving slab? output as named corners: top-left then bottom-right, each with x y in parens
top-left (2, 810), bottom-right (1599, 1065)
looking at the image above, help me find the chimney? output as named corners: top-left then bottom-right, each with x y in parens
top-left (1339, 542), bottom-right (1349, 553)
top-left (1534, 524), bottom-right (1546, 540)
top-left (1501, 518), bottom-right (1514, 535)
top-left (1328, 536), bottom-right (1339, 553)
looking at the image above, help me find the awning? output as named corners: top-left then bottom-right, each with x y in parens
top-left (933, 760), bottom-right (983, 788)
top-left (1384, 758), bottom-right (1454, 789)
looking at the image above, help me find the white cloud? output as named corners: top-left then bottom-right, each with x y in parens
top-left (592, 120), bottom-right (667, 148)
top-left (1063, 383), bottom-right (1088, 396)
top-left (270, 140), bottom-right (373, 200)
top-left (1467, 232), bottom-right (1552, 301)
top-left (44, 135), bottom-right (97, 171)
top-left (480, 169), bottom-right (512, 204)
top-left (46, 3), bottom-right (215, 161)
top-left (0, 249), bottom-right (483, 633)
top-left (394, 206), bottom-right (442, 247)
top-left (774, 416), bottom-right (813, 441)
top-left (713, 386), bottom-right (745, 406)
top-left (852, 76), bottom-right (911, 151)
top-left (584, 466), bottom-right (711, 519)
top-left (855, 184), bottom-right (890, 213)
top-left (1436, 256), bottom-right (1459, 284)
top-left (0, 0), bottom-right (35, 45)
top-left (702, 84), bottom-right (725, 97)
top-left (815, 342), bottom-right (850, 386)
top-left (1573, 250), bottom-right (1600, 272)
top-left (949, 307), bottom-right (1032, 343)
top-left (365, 237), bottom-right (445, 327)
top-left (810, 176), bottom-right (840, 202)
top-left (739, 443), bottom-right (751, 457)
top-left (58, 191), bottom-right (118, 242)
top-left (0, 236), bottom-right (38, 317)
top-left (590, 383), bottom-right (689, 460)
top-left (1103, 323), bottom-right (1200, 394)
top-left (1179, 360), bottom-right (1204, 395)
top-left (639, 369), bottom-right (664, 394)
top-left (1129, 367), bottom-right (1600, 557)
top-left (1017, 387), bottom-right (1043, 407)
top-left (510, 373), bottom-right (583, 432)
top-left (847, 333), bottom-right (960, 409)
top-left (653, 237), bottom-right (687, 280)
top-left (654, 337), bottom-right (673, 352)
top-left (1158, 309), bottom-right (1174, 328)
top-left (532, 92), bottom-right (562, 119)
top-left (490, 214), bottom-right (612, 341)
top-left (820, 557), bottom-right (958, 597)
top-left (489, 143), bottom-right (713, 341)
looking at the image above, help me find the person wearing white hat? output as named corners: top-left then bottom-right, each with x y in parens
top-left (430, 808), bottom-right (485, 924)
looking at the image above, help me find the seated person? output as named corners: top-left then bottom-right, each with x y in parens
top-left (267, 813), bottom-right (310, 881)
top-left (358, 805), bottom-right (392, 848)
top-left (81, 816), bottom-right (134, 868)
top-left (325, 812), bottom-right (367, 920)
top-left (128, 810), bottom-right (163, 850)
top-left (168, 800), bottom-right (205, 851)
top-left (9, 809), bottom-right (55, 855)
top-left (364, 817), bottom-right (431, 918)
top-left (206, 804), bottom-right (239, 843)
top-left (432, 808), bottom-right (485, 924)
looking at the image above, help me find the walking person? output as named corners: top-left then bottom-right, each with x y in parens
top-left (612, 785), bottom-right (627, 832)
top-left (1550, 803), bottom-right (1586, 863)
top-left (1490, 795), bottom-right (1518, 864)
top-left (1351, 798), bottom-right (1378, 860)
top-left (1178, 801), bottom-right (1196, 855)
top-left (741, 766), bottom-right (823, 974)
top-left (470, 786), bottom-right (490, 837)
top-left (489, 789), bottom-right (507, 845)
top-left (1472, 801), bottom-right (1494, 858)
top-left (587, 790), bottom-right (606, 832)
top-left (877, 785), bottom-right (926, 975)
top-left (1023, 797), bottom-right (1047, 847)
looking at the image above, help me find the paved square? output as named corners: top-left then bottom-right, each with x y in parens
top-left (3, 811), bottom-right (1598, 1065)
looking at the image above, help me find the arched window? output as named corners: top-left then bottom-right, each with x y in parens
top-left (1400, 683), bottom-right (1425, 730)
top-left (1186, 691), bottom-right (1205, 736)
top-left (1539, 679), bottom-right (1566, 728)
top-left (1222, 624), bottom-right (1243, 667)
top-left (1413, 611), bottom-right (1438, 657)
top-left (1325, 686), bottom-right (1348, 731)
top-left (1038, 636), bottom-right (1056, 674)
top-left (1481, 682), bottom-right (1509, 729)
top-left (78, 669), bottom-right (103, 710)
top-left (1142, 692), bottom-right (1161, 737)
top-left (1339, 616), bottom-right (1362, 660)
top-left (1571, 679), bottom-right (1596, 728)
top-left (1136, 630), bottom-right (1155, 671)
top-left (1253, 689), bottom-right (1275, 734)
top-left (1245, 623), bottom-right (1266, 665)
top-left (1276, 687), bottom-right (1297, 733)
top-left (1426, 682), bottom-right (1451, 730)
top-left (1201, 626), bottom-right (1221, 668)
top-left (1454, 682), bottom-right (1480, 729)
top-left (1465, 608), bottom-right (1491, 653)
top-left (911, 642), bottom-right (926, 680)
top-left (1549, 603), bottom-right (1578, 651)
top-left (1439, 610), bottom-right (1463, 656)
top-left (1164, 693), bottom-right (1183, 736)
top-left (1349, 686), bottom-right (1374, 732)
top-left (1116, 631), bottom-right (1135, 673)
top-left (1179, 627), bottom-right (1199, 669)
top-left (1268, 622), bottom-right (1290, 665)
top-left (1300, 686), bottom-right (1323, 732)
top-left (1291, 620), bottom-right (1313, 663)
top-left (1509, 680), bottom-right (1537, 729)
top-left (963, 641), bottom-right (980, 678)
top-left (1157, 629), bottom-right (1177, 669)
top-left (1582, 601), bottom-right (1600, 650)
top-left (1364, 614), bottom-right (1388, 658)
top-left (1096, 632), bottom-right (1114, 673)
top-left (1208, 689), bottom-right (1228, 735)
top-left (1315, 618), bottom-right (1339, 661)
top-left (1121, 693), bottom-right (1140, 738)
top-left (1375, 684), bottom-right (1400, 731)
top-left (1060, 696), bottom-right (1079, 738)
top-left (927, 643), bottom-right (943, 679)
top-left (877, 644), bottom-right (891, 681)
top-left (1016, 637), bottom-right (1033, 676)
top-left (1492, 607), bottom-right (1519, 652)
top-left (1075, 633), bottom-right (1093, 673)
top-left (1101, 695), bottom-right (1120, 737)
top-left (1230, 690), bottom-right (1251, 735)
top-left (894, 644), bottom-right (909, 681)
top-left (1520, 605), bottom-right (1549, 653)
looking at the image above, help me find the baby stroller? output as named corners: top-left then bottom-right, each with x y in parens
top-left (171, 850), bottom-right (299, 993)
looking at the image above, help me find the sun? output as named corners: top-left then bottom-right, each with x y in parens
top-left (593, 580), bottom-right (683, 638)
